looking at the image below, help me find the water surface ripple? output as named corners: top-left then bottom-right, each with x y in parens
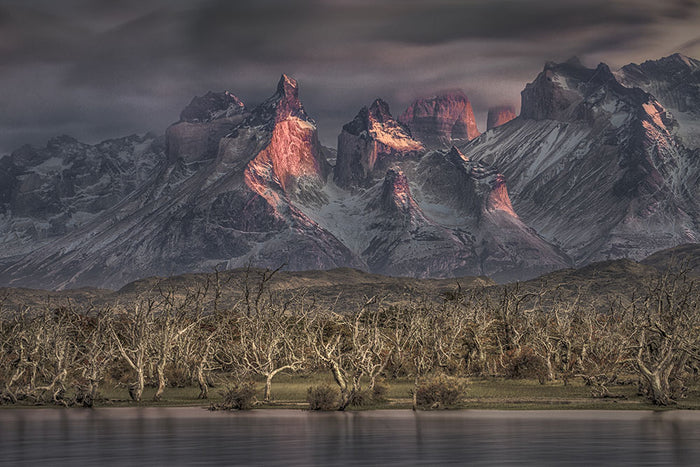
top-left (1, 408), bottom-right (699, 466)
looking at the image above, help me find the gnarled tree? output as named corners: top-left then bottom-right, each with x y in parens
top-left (629, 269), bottom-right (700, 405)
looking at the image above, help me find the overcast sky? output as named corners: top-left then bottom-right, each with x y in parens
top-left (1, 0), bottom-right (699, 153)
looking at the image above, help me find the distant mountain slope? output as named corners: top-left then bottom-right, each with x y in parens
top-left (0, 267), bottom-right (493, 313)
top-left (2, 244), bottom-right (697, 314)
top-left (0, 134), bottom-right (164, 263)
top-left (461, 58), bottom-right (699, 265)
top-left (0, 55), bottom-right (698, 289)
top-left (640, 243), bottom-right (700, 276)
top-left (618, 54), bottom-right (700, 149)
top-left (0, 76), bottom-right (362, 289)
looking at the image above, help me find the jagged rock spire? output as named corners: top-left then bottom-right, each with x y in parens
top-left (274, 74), bottom-right (307, 122)
top-left (335, 99), bottom-right (423, 188)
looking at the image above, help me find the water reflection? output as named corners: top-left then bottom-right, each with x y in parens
top-left (1, 409), bottom-right (699, 466)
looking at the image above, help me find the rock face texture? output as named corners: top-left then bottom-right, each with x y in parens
top-left (1, 55), bottom-right (699, 289)
top-left (487, 105), bottom-right (517, 130)
top-left (334, 99), bottom-right (423, 188)
top-left (0, 133), bottom-right (164, 267)
top-left (461, 57), bottom-right (699, 264)
top-left (0, 75), bottom-right (360, 289)
top-left (180, 91), bottom-right (245, 123)
top-left (243, 74), bottom-right (330, 201)
top-left (326, 145), bottom-right (570, 281)
top-left (166, 91), bottom-right (247, 163)
top-left (399, 91), bottom-right (480, 148)
top-left (618, 53), bottom-right (700, 149)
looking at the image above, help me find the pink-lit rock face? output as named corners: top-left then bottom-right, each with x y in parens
top-left (335, 99), bottom-right (423, 188)
top-left (486, 173), bottom-right (517, 217)
top-left (465, 57), bottom-right (699, 267)
top-left (399, 91), bottom-right (480, 148)
top-left (244, 75), bottom-right (329, 202)
top-left (274, 74), bottom-right (306, 122)
top-left (245, 117), bottom-right (327, 199)
top-left (486, 105), bottom-right (517, 130)
top-left (6, 56), bottom-right (700, 290)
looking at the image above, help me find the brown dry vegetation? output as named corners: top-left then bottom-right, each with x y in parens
top-left (1, 245), bottom-right (699, 410)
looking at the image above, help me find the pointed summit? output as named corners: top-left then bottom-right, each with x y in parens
top-left (369, 99), bottom-right (393, 124)
top-left (335, 100), bottom-right (423, 188)
top-left (521, 59), bottom-right (637, 121)
top-left (620, 53), bottom-right (700, 148)
top-left (242, 74), bottom-right (310, 129)
top-left (653, 53), bottom-right (698, 70)
top-left (240, 75), bottom-right (329, 200)
top-left (377, 168), bottom-right (418, 215)
top-left (277, 74), bottom-right (299, 97)
top-left (273, 74), bottom-right (306, 122)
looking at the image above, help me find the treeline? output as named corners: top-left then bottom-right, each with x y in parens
top-left (1, 268), bottom-right (698, 408)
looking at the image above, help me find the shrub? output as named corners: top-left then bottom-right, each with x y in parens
top-left (306, 384), bottom-right (339, 411)
top-left (501, 348), bottom-right (547, 381)
top-left (372, 379), bottom-right (389, 402)
top-left (347, 379), bottom-right (390, 407)
top-left (166, 364), bottom-right (191, 388)
top-left (211, 381), bottom-right (257, 410)
top-left (73, 384), bottom-right (96, 408)
top-left (414, 375), bottom-right (466, 409)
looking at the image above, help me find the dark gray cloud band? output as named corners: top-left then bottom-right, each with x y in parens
top-left (1, 0), bottom-right (699, 153)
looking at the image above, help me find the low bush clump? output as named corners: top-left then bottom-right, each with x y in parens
top-left (210, 381), bottom-right (257, 410)
top-left (501, 347), bottom-right (547, 382)
top-left (165, 364), bottom-right (191, 388)
top-left (414, 375), bottom-right (466, 409)
top-left (347, 379), bottom-right (390, 407)
top-left (371, 379), bottom-right (389, 402)
top-left (306, 384), bottom-right (339, 411)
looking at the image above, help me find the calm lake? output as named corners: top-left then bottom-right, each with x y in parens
top-left (1, 408), bottom-right (699, 466)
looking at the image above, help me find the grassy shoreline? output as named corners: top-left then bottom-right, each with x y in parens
top-left (4, 376), bottom-right (699, 411)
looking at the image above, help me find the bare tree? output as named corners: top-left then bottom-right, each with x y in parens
top-left (150, 281), bottom-right (209, 401)
top-left (236, 302), bottom-right (308, 402)
top-left (460, 291), bottom-right (498, 376)
top-left (109, 297), bottom-right (156, 402)
top-left (177, 309), bottom-right (222, 399)
top-left (72, 306), bottom-right (114, 407)
top-left (306, 298), bottom-right (392, 410)
top-left (186, 268), bottom-right (233, 399)
top-left (1, 304), bottom-right (84, 405)
top-left (628, 269), bottom-right (700, 405)
top-left (396, 301), bottom-right (469, 410)
top-left (492, 284), bottom-right (536, 369)
top-left (526, 289), bottom-right (580, 383)
top-left (0, 306), bottom-right (31, 403)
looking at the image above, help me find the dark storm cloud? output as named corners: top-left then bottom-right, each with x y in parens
top-left (1, 0), bottom-right (699, 153)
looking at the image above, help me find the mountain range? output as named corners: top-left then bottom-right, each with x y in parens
top-left (1, 54), bottom-right (698, 290)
